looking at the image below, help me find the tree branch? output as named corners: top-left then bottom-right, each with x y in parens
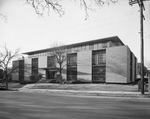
top-left (26, 0), bottom-right (64, 16)
top-left (80, 0), bottom-right (118, 20)
top-left (26, 0), bottom-right (118, 19)
top-left (0, 12), bottom-right (7, 22)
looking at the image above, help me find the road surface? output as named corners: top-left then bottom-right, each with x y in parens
top-left (0, 91), bottom-right (150, 119)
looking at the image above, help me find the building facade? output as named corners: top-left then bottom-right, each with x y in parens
top-left (12, 36), bottom-right (137, 83)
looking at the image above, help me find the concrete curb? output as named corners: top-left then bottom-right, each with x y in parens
top-left (18, 88), bottom-right (150, 98)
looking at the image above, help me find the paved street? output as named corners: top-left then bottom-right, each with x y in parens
top-left (0, 91), bottom-right (150, 119)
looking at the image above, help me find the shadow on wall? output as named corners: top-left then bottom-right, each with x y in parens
top-left (106, 56), bottom-right (127, 77)
top-left (77, 78), bottom-right (91, 83)
top-left (24, 63), bottom-right (32, 81)
top-left (61, 68), bottom-right (91, 75)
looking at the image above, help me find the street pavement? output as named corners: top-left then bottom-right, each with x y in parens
top-left (18, 83), bottom-right (150, 98)
top-left (0, 91), bottom-right (150, 119)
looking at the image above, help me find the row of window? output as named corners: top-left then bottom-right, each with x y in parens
top-left (31, 50), bottom-right (106, 82)
top-left (31, 50), bottom-right (106, 75)
top-left (66, 50), bottom-right (106, 67)
top-left (29, 41), bottom-right (119, 58)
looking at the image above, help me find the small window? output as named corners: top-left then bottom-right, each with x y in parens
top-left (89, 44), bottom-right (94, 50)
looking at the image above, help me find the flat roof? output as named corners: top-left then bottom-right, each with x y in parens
top-left (23, 36), bottom-right (124, 55)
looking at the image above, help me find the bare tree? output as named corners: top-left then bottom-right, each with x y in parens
top-left (0, 45), bottom-right (20, 89)
top-left (26, 0), bottom-right (118, 19)
top-left (50, 43), bottom-right (67, 84)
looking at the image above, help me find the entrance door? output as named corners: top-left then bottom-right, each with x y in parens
top-left (46, 70), bottom-right (57, 79)
top-left (49, 71), bottom-right (56, 79)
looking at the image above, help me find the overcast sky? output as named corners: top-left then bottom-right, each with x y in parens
top-left (0, 0), bottom-right (150, 66)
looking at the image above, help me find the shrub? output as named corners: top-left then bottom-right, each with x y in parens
top-left (19, 73), bottom-right (43, 84)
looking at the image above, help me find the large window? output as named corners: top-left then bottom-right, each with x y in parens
top-left (19, 60), bottom-right (24, 82)
top-left (67, 53), bottom-right (77, 81)
top-left (32, 58), bottom-right (38, 76)
top-left (92, 50), bottom-right (106, 65)
top-left (92, 66), bottom-right (106, 83)
top-left (92, 50), bottom-right (106, 83)
top-left (47, 56), bottom-right (56, 68)
top-left (67, 53), bottom-right (77, 67)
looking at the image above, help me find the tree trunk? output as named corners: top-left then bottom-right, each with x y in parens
top-left (59, 64), bottom-right (62, 84)
top-left (5, 70), bottom-right (8, 90)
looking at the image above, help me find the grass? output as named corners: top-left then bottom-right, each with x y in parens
top-left (30, 83), bottom-right (139, 92)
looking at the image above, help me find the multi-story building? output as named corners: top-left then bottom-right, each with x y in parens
top-left (12, 36), bottom-right (137, 83)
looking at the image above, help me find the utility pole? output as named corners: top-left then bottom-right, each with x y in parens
top-left (129, 0), bottom-right (145, 94)
top-left (140, 0), bottom-right (145, 94)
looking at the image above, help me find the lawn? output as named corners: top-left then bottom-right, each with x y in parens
top-left (30, 83), bottom-right (139, 92)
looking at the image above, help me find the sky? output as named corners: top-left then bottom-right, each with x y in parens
top-left (0, 0), bottom-right (150, 67)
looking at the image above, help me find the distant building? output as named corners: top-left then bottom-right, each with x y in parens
top-left (12, 36), bottom-right (137, 83)
top-left (137, 63), bottom-right (149, 82)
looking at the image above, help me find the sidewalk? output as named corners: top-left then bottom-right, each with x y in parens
top-left (18, 83), bottom-right (150, 98)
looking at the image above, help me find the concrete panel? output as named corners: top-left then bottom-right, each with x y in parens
top-left (77, 51), bottom-right (92, 82)
top-left (106, 46), bottom-right (128, 83)
top-left (24, 58), bottom-right (32, 81)
top-left (132, 54), bottom-right (136, 82)
top-left (39, 56), bottom-right (47, 68)
top-left (12, 60), bottom-right (19, 81)
top-left (127, 47), bottom-right (131, 83)
top-left (61, 60), bottom-right (67, 80)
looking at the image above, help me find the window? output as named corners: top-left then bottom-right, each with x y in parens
top-left (86, 45), bottom-right (89, 50)
top-left (47, 56), bottom-right (56, 68)
top-left (92, 50), bottom-right (106, 65)
top-left (94, 44), bottom-right (98, 50)
top-left (74, 47), bottom-right (78, 52)
top-left (81, 45), bottom-right (86, 51)
top-left (32, 58), bottom-right (38, 76)
top-left (67, 68), bottom-right (77, 81)
top-left (92, 50), bottom-right (106, 83)
top-left (98, 43), bottom-right (102, 49)
top-left (67, 53), bottom-right (77, 81)
top-left (92, 66), bottom-right (105, 83)
top-left (114, 42), bottom-right (121, 46)
top-left (67, 53), bottom-right (77, 67)
top-left (102, 43), bottom-right (107, 48)
top-left (89, 44), bottom-right (94, 50)
top-left (19, 60), bottom-right (24, 82)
